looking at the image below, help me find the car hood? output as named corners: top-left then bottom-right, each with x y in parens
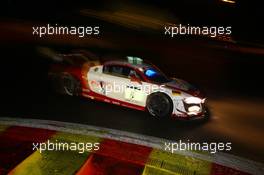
top-left (164, 78), bottom-right (203, 97)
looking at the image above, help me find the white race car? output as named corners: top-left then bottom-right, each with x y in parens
top-left (49, 54), bottom-right (208, 119)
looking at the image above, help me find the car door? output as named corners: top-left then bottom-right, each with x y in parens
top-left (123, 69), bottom-right (148, 107)
top-left (101, 64), bottom-right (148, 107)
top-left (100, 64), bottom-right (130, 102)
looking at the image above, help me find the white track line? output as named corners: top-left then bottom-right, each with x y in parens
top-left (0, 117), bottom-right (263, 175)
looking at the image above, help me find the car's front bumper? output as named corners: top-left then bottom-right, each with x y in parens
top-left (171, 100), bottom-right (209, 120)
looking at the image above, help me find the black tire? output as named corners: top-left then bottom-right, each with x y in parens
top-left (146, 92), bottom-right (173, 118)
top-left (52, 73), bottom-right (81, 96)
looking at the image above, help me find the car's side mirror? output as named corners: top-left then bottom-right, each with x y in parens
top-left (130, 74), bottom-right (142, 84)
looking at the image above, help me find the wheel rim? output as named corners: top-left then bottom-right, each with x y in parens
top-left (148, 95), bottom-right (170, 117)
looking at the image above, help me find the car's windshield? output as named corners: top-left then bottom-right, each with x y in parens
top-left (143, 67), bottom-right (171, 84)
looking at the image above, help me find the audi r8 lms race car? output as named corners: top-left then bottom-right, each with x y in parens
top-left (48, 51), bottom-right (208, 119)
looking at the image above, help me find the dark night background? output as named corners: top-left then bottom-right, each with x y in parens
top-left (0, 0), bottom-right (264, 163)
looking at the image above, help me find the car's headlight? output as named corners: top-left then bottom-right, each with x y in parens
top-left (184, 97), bottom-right (204, 104)
top-left (188, 106), bottom-right (201, 113)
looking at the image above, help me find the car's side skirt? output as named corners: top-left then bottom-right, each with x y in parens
top-left (81, 90), bottom-right (146, 111)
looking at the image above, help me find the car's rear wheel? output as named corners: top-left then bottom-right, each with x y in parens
top-left (51, 73), bottom-right (81, 96)
top-left (62, 73), bottom-right (81, 96)
top-left (146, 92), bottom-right (173, 118)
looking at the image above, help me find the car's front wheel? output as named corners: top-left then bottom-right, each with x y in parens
top-left (146, 92), bottom-right (173, 118)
